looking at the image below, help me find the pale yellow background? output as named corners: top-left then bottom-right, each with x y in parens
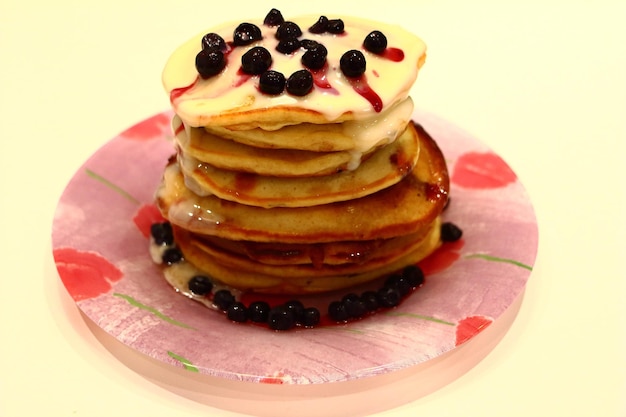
top-left (1, 1), bottom-right (625, 416)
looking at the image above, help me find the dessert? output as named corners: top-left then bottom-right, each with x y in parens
top-left (153, 9), bottom-right (452, 328)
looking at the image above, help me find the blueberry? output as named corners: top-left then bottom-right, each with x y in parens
top-left (301, 307), bottom-right (321, 327)
top-left (162, 248), bottom-right (183, 265)
top-left (301, 43), bottom-right (327, 70)
top-left (340, 50), bottom-right (367, 78)
top-left (248, 301), bottom-right (271, 323)
top-left (363, 30), bottom-right (387, 54)
top-left (188, 275), bottom-right (213, 296)
top-left (259, 70), bottom-right (286, 95)
top-left (360, 291), bottom-right (379, 311)
top-left (241, 46), bottom-right (272, 75)
top-left (201, 33), bottom-right (226, 51)
top-left (286, 69), bottom-right (313, 96)
top-left (377, 287), bottom-right (401, 308)
top-left (328, 300), bottom-right (349, 322)
top-left (150, 222), bottom-right (173, 245)
top-left (384, 274), bottom-right (412, 297)
top-left (276, 37), bottom-right (301, 54)
top-left (300, 39), bottom-right (321, 50)
top-left (268, 306), bottom-right (296, 330)
top-left (342, 293), bottom-right (367, 319)
top-left (342, 293), bottom-right (360, 304)
top-left (327, 19), bottom-right (344, 34)
top-left (263, 8), bottom-right (284, 26)
top-left (233, 22), bottom-right (262, 46)
top-left (213, 289), bottom-right (235, 311)
top-left (227, 302), bottom-right (248, 323)
top-left (284, 300), bottom-right (305, 323)
top-left (308, 15), bottom-right (328, 34)
top-left (275, 21), bottom-right (302, 40)
top-left (195, 49), bottom-right (226, 78)
top-left (441, 222), bottom-right (463, 242)
top-left (402, 264), bottom-right (425, 288)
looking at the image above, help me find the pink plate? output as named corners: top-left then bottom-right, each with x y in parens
top-left (52, 110), bottom-right (538, 384)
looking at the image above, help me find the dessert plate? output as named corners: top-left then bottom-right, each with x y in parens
top-left (52, 110), bottom-right (538, 384)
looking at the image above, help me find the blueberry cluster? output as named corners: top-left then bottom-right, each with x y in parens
top-left (210, 293), bottom-right (321, 330)
top-left (189, 278), bottom-right (323, 330)
top-left (193, 8), bottom-right (392, 97)
top-left (327, 264), bottom-right (425, 322)
top-left (151, 222), bottom-right (184, 264)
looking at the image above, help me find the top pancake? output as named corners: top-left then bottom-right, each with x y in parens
top-left (162, 13), bottom-right (427, 128)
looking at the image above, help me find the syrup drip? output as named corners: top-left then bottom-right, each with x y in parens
top-left (173, 122), bottom-right (185, 136)
top-left (425, 183), bottom-right (448, 202)
top-left (348, 75), bottom-right (383, 112)
top-left (170, 77), bottom-right (199, 103)
top-left (382, 47), bottom-right (404, 62)
top-left (234, 68), bottom-right (252, 87)
top-left (311, 64), bottom-right (339, 94)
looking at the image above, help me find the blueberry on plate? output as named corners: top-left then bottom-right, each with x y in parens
top-left (376, 286), bottom-right (401, 308)
top-left (441, 222), bottom-right (463, 242)
top-left (301, 307), bottom-right (321, 327)
top-left (150, 222), bottom-right (173, 246)
top-left (227, 302), bottom-right (249, 323)
top-left (248, 301), bottom-right (271, 323)
top-left (328, 300), bottom-right (349, 322)
top-left (162, 247), bottom-right (183, 265)
top-left (268, 306), bottom-right (296, 330)
top-left (188, 275), bottom-right (213, 296)
top-left (401, 264), bottom-right (425, 287)
top-left (213, 289), bottom-right (235, 311)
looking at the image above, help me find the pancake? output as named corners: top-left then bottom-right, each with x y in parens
top-left (172, 218), bottom-right (441, 294)
top-left (202, 98), bottom-right (414, 153)
top-left (175, 116), bottom-right (369, 177)
top-left (177, 121), bottom-right (419, 208)
top-left (156, 122), bottom-right (448, 243)
top-left (162, 16), bottom-right (426, 128)
top-left (204, 122), bottom-right (357, 152)
top-left (184, 223), bottom-right (435, 267)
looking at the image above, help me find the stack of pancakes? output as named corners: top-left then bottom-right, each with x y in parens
top-left (156, 11), bottom-right (449, 294)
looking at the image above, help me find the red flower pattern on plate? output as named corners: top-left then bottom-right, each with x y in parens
top-left (133, 203), bottom-right (165, 238)
top-left (455, 315), bottom-right (493, 346)
top-left (54, 248), bottom-right (124, 301)
top-left (120, 113), bottom-right (170, 141)
top-left (451, 151), bottom-right (517, 188)
top-left (259, 371), bottom-right (290, 384)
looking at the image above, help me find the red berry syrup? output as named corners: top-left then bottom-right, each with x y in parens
top-left (348, 75), bottom-right (383, 112)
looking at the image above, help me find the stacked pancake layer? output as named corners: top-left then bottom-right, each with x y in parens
top-left (156, 11), bottom-right (449, 294)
